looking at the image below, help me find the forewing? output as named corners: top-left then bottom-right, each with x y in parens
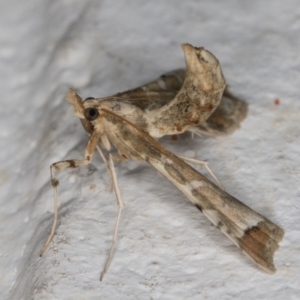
top-left (101, 108), bottom-right (284, 273)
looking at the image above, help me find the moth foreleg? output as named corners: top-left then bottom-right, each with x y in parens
top-left (40, 133), bottom-right (100, 256)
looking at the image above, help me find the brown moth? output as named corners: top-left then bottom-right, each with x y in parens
top-left (40, 44), bottom-right (284, 280)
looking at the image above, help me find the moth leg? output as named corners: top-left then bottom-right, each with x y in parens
top-left (96, 145), bottom-right (115, 192)
top-left (97, 150), bottom-right (130, 192)
top-left (188, 127), bottom-right (215, 138)
top-left (178, 155), bottom-right (224, 190)
top-left (100, 153), bottom-right (124, 281)
top-left (40, 132), bottom-right (100, 256)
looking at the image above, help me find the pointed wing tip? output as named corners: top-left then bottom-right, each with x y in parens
top-left (238, 221), bottom-right (284, 274)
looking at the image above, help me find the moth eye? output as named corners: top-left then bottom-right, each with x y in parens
top-left (84, 97), bottom-right (95, 101)
top-left (84, 107), bottom-right (99, 121)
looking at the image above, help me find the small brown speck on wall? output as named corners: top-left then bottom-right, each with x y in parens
top-left (274, 99), bottom-right (280, 105)
top-left (90, 184), bottom-right (96, 190)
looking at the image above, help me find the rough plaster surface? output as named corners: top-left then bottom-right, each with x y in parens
top-left (0, 1), bottom-right (299, 299)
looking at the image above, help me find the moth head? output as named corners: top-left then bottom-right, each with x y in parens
top-left (82, 97), bottom-right (100, 121)
top-left (84, 106), bottom-right (99, 121)
top-left (66, 89), bottom-right (100, 134)
top-left (80, 97), bottom-right (102, 134)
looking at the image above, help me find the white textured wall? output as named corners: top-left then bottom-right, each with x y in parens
top-left (0, 1), bottom-right (299, 299)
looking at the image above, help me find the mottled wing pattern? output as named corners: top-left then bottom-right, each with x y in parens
top-left (110, 68), bottom-right (248, 135)
top-left (101, 108), bottom-right (284, 273)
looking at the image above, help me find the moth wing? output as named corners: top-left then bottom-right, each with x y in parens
top-left (102, 108), bottom-right (284, 273)
top-left (110, 68), bottom-right (248, 135)
top-left (197, 88), bottom-right (248, 135)
top-left (107, 69), bottom-right (184, 111)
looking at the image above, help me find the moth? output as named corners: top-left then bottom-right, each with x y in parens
top-left (40, 44), bottom-right (284, 280)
